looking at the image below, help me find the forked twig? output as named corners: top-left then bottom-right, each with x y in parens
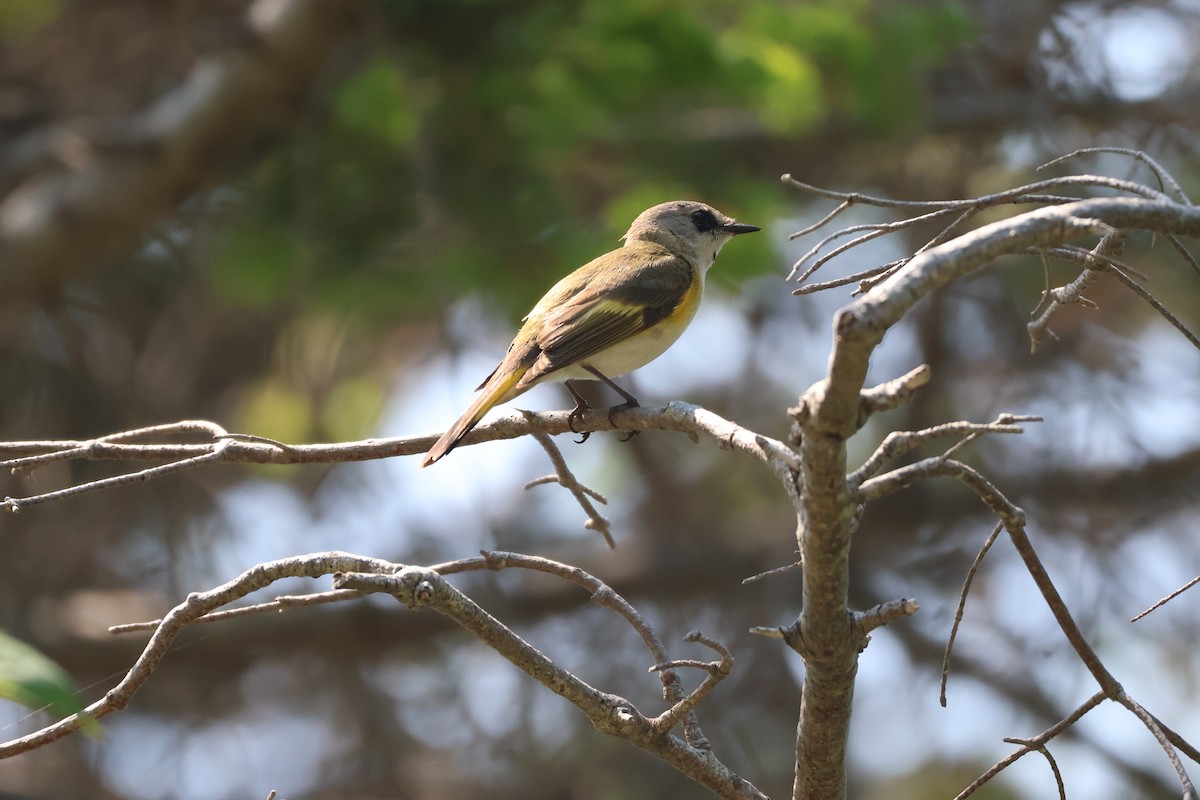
top-left (1032, 245), bottom-right (1200, 350)
top-left (524, 430), bottom-right (614, 548)
top-left (0, 552), bottom-right (400, 758)
top-left (850, 414), bottom-right (1040, 493)
top-left (955, 691), bottom-right (1105, 800)
top-left (782, 170), bottom-right (1172, 291)
top-left (1041, 147), bottom-right (1192, 206)
top-left (14, 548), bottom-right (755, 796)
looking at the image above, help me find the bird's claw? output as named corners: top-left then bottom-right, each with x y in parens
top-left (568, 395), bottom-right (591, 444)
top-left (608, 402), bottom-right (639, 443)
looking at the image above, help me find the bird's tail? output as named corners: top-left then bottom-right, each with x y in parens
top-left (421, 363), bottom-right (528, 467)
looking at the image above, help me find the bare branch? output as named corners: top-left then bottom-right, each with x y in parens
top-left (1040, 147), bottom-right (1192, 205)
top-left (34, 547), bottom-right (770, 798)
top-left (1027, 229), bottom-right (1129, 351)
top-left (955, 691), bottom-right (1105, 800)
top-left (1115, 694), bottom-right (1197, 798)
top-left (335, 565), bottom-right (766, 799)
top-left (887, 457), bottom-right (1198, 794)
top-left (1132, 573), bottom-right (1200, 622)
top-left (785, 177), bottom-right (1200, 800)
top-left (1, 402), bottom-right (799, 511)
top-left (941, 522), bottom-right (1003, 707)
top-left (524, 431), bottom-right (614, 548)
top-left (0, 552), bottom-right (397, 758)
top-left (851, 416), bottom-right (1039, 497)
top-left (857, 364), bottom-right (932, 418)
top-left (648, 630), bottom-right (734, 738)
top-left (853, 598), bottom-right (919, 636)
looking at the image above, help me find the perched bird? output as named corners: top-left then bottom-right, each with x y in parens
top-left (422, 200), bottom-right (760, 466)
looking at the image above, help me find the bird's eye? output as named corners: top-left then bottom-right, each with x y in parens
top-left (690, 209), bottom-right (717, 232)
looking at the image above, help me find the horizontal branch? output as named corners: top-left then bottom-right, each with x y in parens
top-left (0, 403), bottom-right (798, 512)
top-left (7, 548), bottom-right (764, 798)
top-left (0, 552), bottom-right (397, 758)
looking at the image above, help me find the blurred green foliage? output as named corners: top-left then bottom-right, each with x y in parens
top-left (0, 630), bottom-right (98, 737)
top-left (0, 0), bottom-right (59, 40)
top-left (210, 0), bottom-right (971, 321)
top-left (201, 0), bottom-right (969, 439)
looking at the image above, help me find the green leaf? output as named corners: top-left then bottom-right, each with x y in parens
top-left (0, 629), bottom-right (101, 736)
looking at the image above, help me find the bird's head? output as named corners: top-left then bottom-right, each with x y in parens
top-left (623, 200), bottom-right (760, 269)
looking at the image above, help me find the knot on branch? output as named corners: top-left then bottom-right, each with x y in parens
top-left (333, 566), bottom-right (442, 609)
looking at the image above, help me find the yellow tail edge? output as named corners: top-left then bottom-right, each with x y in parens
top-left (421, 367), bottom-right (526, 467)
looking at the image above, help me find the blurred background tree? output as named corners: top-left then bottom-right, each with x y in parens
top-left (1, 0), bottom-right (1198, 798)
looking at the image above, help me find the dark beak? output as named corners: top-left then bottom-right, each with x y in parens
top-left (722, 222), bottom-right (761, 235)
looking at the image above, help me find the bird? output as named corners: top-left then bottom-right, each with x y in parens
top-left (421, 200), bottom-right (760, 467)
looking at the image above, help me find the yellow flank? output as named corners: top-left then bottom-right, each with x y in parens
top-left (544, 272), bottom-right (702, 382)
top-left (421, 200), bottom-right (759, 466)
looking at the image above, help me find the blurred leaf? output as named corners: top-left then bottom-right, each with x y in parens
top-left (0, 629), bottom-right (100, 737)
top-left (235, 378), bottom-right (315, 444)
top-left (0, 0), bottom-right (58, 40)
top-left (335, 56), bottom-right (421, 148)
top-left (321, 375), bottom-right (387, 441)
top-left (211, 225), bottom-right (305, 309)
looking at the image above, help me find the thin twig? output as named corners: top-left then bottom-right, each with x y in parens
top-left (955, 691), bottom-right (1106, 799)
top-left (1104, 262), bottom-right (1200, 351)
top-left (742, 558), bottom-right (802, 585)
top-left (1041, 147), bottom-right (1191, 206)
top-left (941, 522), bottom-right (1003, 707)
top-left (790, 262), bottom-right (898, 296)
top-left (1115, 694), bottom-right (1197, 798)
top-left (1165, 234), bottom-right (1200, 279)
top-left (648, 630), bottom-right (734, 737)
top-left (476, 551), bottom-right (711, 750)
top-left (1132, 573), bottom-right (1200, 622)
top-left (1003, 738), bottom-right (1066, 800)
top-left (525, 430), bottom-right (614, 548)
top-left (850, 414), bottom-right (1038, 490)
top-left (0, 552), bottom-right (399, 758)
top-left (5, 443), bottom-right (234, 513)
top-left (783, 171), bottom-right (1173, 297)
top-left (108, 588), bottom-right (371, 633)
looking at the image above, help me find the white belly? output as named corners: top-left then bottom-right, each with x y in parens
top-left (547, 321), bottom-right (686, 382)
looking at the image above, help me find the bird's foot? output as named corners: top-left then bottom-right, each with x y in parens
top-left (608, 400), bottom-right (640, 442)
top-left (566, 381), bottom-right (592, 444)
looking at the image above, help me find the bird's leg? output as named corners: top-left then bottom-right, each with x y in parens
top-left (565, 381), bottom-right (592, 443)
top-left (581, 365), bottom-right (640, 442)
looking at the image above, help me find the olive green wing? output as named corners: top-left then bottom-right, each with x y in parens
top-left (532, 251), bottom-right (694, 372)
